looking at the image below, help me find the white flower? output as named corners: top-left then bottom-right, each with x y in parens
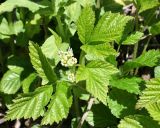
top-left (58, 47), bottom-right (77, 67)
top-left (67, 57), bottom-right (77, 67)
top-left (67, 47), bottom-right (74, 57)
top-left (67, 71), bottom-right (76, 82)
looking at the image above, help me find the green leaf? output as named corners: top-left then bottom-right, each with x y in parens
top-left (108, 88), bottom-right (137, 118)
top-left (0, 0), bottom-right (46, 14)
top-left (7, 55), bottom-right (31, 73)
top-left (6, 85), bottom-right (53, 120)
top-left (110, 77), bottom-right (142, 94)
top-left (135, 0), bottom-right (160, 13)
top-left (76, 61), bottom-right (118, 104)
top-left (64, 1), bottom-right (81, 35)
top-left (81, 43), bottom-right (118, 61)
top-left (118, 115), bottom-right (160, 128)
top-left (78, 0), bottom-right (96, 7)
top-left (86, 104), bottom-right (117, 127)
top-left (136, 78), bottom-right (160, 109)
top-left (133, 115), bottom-right (160, 128)
top-left (22, 73), bottom-right (37, 93)
top-left (154, 66), bottom-right (160, 78)
top-left (29, 42), bottom-right (57, 85)
top-left (101, 0), bottom-right (123, 13)
top-left (41, 81), bottom-right (72, 125)
top-left (107, 96), bottom-right (125, 118)
top-left (140, 8), bottom-right (160, 26)
top-left (150, 21), bottom-right (160, 36)
top-left (64, 1), bottom-right (81, 23)
top-left (121, 50), bottom-right (160, 72)
top-left (118, 117), bottom-right (143, 128)
top-left (146, 102), bottom-right (160, 124)
top-left (122, 32), bottom-right (143, 45)
top-left (41, 34), bottom-right (69, 66)
top-left (0, 18), bottom-right (24, 36)
top-left (77, 6), bottom-right (95, 44)
top-left (0, 69), bottom-right (22, 94)
top-left (90, 12), bottom-right (133, 43)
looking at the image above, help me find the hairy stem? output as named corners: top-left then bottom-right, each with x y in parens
top-left (77, 96), bottom-right (94, 128)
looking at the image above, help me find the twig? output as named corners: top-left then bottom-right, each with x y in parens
top-left (77, 96), bottom-right (94, 128)
top-left (14, 119), bottom-right (21, 128)
top-left (0, 118), bottom-right (5, 124)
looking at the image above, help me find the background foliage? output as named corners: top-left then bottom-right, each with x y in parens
top-left (0, 0), bottom-right (160, 128)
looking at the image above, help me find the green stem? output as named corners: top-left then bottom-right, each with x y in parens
top-left (74, 94), bottom-right (81, 122)
top-left (134, 36), bottom-right (152, 75)
top-left (96, 0), bottom-right (101, 9)
top-left (133, 10), bottom-right (139, 59)
top-left (79, 51), bottom-right (86, 66)
top-left (0, 48), bottom-right (4, 73)
top-left (132, 10), bottom-right (139, 75)
top-left (43, 18), bottom-right (48, 39)
top-left (10, 38), bottom-right (15, 55)
top-left (56, 15), bottom-right (67, 42)
top-left (73, 51), bottom-right (86, 123)
top-left (117, 45), bottom-right (121, 53)
top-left (142, 36), bottom-right (151, 54)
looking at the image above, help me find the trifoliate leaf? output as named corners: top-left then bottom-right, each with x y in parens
top-left (136, 78), bottom-right (160, 109)
top-left (90, 12), bottom-right (133, 43)
top-left (81, 43), bottom-right (118, 61)
top-left (121, 50), bottom-right (160, 73)
top-left (0, 0), bottom-right (46, 14)
top-left (110, 77), bottom-right (142, 94)
top-left (0, 68), bottom-right (23, 94)
top-left (29, 42), bottom-right (57, 85)
top-left (77, 6), bottom-right (95, 44)
top-left (41, 81), bottom-right (72, 125)
top-left (122, 32), bottom-right (143, 45)
top-left (76, 61), bottom-right (119, 104)
top-left (6, 85), bottom-right (53, 120)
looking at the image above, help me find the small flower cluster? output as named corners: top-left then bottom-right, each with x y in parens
top-left (67, 71), bottom-right (76, 83)
top-left (58, 48), bottom-right (77, 67)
